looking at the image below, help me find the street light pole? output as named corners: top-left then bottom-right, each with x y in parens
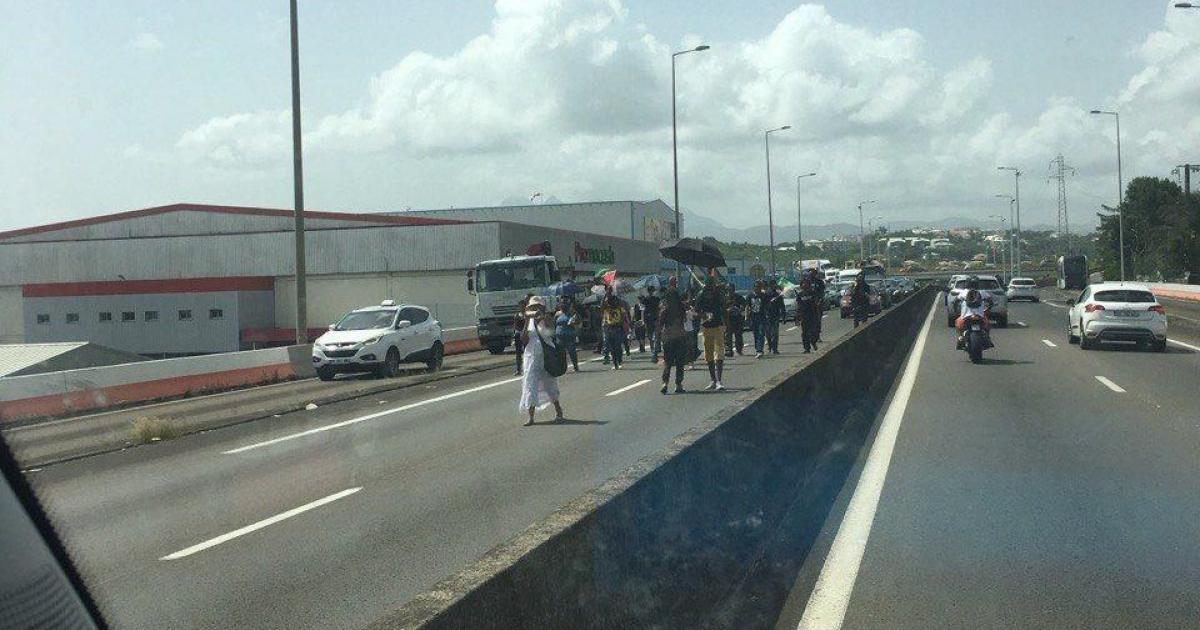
top-left (989, 214), bottom-right (1008, 274)
top-left (670, 44), bottom-right (709, 276)
top-left (856, 200), bottom-right (876, 262)
top-left (867, 215), bottom-right (882, 258)
top-left (994, 194), bottom-right (1014, 277)
top-left (764, 125), bottom-right (791, 277)
top-left (998, 166), bottom-right (1022, 275)
top-left (289, 0), bottom-right (307, 345)
top-left (1090, 109), bottom-right (1125, 281)
top-left (796, 172), bottom-right (817, 260)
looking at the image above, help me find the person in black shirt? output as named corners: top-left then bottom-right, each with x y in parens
top-left (639, 286), bottom-right (661, 363)
top-left (724, 282), bottom-right (746, 357)
top-left (695, 279), bottom-right (727, 390)
top-left (764, 282), bottom-right (785, 354)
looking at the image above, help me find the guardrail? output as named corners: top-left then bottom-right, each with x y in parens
top-left (0, 327), bottom-right (482, 423)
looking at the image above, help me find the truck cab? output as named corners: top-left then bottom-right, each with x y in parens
top-left (468, 255), bottom-right (559, 354)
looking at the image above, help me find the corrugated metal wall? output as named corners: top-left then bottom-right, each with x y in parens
top-left (0, 223), bottom-right (502, 285)
top-left (390, 200), bottom-right (676, 242)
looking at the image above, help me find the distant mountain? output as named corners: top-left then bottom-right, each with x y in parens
top-left (685, 212), bottom-right (1066, 245)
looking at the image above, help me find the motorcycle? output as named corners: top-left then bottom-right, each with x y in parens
top-left (958, 313), bottom-right (993, 363)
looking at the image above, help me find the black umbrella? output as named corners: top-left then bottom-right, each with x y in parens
top-left (659, 237), bottom-right (727, 269)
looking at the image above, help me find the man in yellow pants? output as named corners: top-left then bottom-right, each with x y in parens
top-left (695, 279), bottom-right (727, 391)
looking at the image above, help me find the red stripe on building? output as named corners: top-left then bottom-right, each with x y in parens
top-left (23, 276), bottom-right (275, 297)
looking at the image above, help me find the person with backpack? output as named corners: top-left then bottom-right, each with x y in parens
top-left (519, 296), bottom-right (565, 425)
top-left (601, 291), bottom-right (626, 370)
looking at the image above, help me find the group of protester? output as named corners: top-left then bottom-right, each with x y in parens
top-left (512, 269), bottom-right (832, 423)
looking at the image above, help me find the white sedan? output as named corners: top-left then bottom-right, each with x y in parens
top-left (1067, 283), bottom-right (1167, 352)
top-left (1006, 277), bottom-right (1039, 302)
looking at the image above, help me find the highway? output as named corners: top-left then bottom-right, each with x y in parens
top-left (788, 297), bottom-right (1200, 629)
top-left (26, 313), bottom-right (854, 629)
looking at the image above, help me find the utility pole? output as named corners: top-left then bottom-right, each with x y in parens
top-left (1174, 164), bottom-right (1197, 196)
top-left (998, 166), bottom-right (1022, 274)
top-left (1048, 154), bottom-right (1075, 256)
top-left (289, 0), bottom-right (307, 345)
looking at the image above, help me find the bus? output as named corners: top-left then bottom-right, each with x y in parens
top-left (1057, 255), bottom-right (1088, 290)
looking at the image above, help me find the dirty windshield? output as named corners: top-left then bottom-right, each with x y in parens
top-left (3, 2), bottom-right (1199, 630)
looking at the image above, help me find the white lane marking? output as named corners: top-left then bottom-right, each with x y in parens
top-left (1094, 375), bottom-right (1126, 393)
top-left (1042, 339), bottom-right (1057, 348)
top-left (1044, 301), bottom-right (1067, 309)
top-left (1168, 339), bottom-right (1200, 352)
top-left (797, 297), bottom-right (938, 630)
top-left (1017, 321), bottom-right (1027, 327)
top-left (787, 326), bottom-right (798, 332)
top-left (223, 377), bottom-right (522, 454)
top-left (161, 487), bottom-right (361, 560)
top-left (605, 379), bottom-right (652, 397)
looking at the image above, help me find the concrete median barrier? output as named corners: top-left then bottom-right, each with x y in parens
top-left (368, 287), bottom-right (937, 630)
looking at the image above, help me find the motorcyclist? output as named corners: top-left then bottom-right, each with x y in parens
top-left (955, 277), bottom-right (993, 348)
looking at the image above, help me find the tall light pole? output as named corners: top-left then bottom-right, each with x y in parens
top-left (997, 166), bottom-right (1022, 275)
top-left (994, 194), bottom-right (1015, 277)
top-left (867, 215), bottom-right (883, 258)
top-left (670, 44), bottom-right (709, 275)
top-left (289, 0), bottom-right (307, 344)
top-left (1090, 109), bottom-right (1125, 281)
top-left (855, 200), bottom-right (876, 262)
top-left (796, 172), bottom-right (817, 259)
top-left (989, 214), bottom-right (1008, 273)
top-left (764, 125), bottom-right (791, 277)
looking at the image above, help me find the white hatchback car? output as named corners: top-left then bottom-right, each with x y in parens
top-left (312, 300), bottom-right (444, 380)
top-left (1067, 283), bottom-right (1167, 352)
top-left (1006, 277), bottom-right (1039, 302)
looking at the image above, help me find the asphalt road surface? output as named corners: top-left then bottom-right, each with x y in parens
top-left (789, 297), bottom-right (1200, 629)
top-left (25, 312), bottom-right (853, 630)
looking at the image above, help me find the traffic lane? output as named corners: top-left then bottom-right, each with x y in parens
top-left (36, 316), bottom-right (855, 629)
top-left (1016, 300), bottom-right (1200, 421)
top-left (834, 299), bottom-right (1200, 628)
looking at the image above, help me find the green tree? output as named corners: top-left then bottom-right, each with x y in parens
top-left (1096, 176), bottom-right (1198, 281)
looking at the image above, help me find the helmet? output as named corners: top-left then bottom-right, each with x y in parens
top-left (966, 289), bottom-right (982, 307)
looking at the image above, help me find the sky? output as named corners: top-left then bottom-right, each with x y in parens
top-left (2, 1), bottom-right (1198, 233)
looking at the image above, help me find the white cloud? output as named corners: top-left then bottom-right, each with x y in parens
top-left (129, 32), bottom-right (163, 52)
top-left (171, 2), bottom-right (1200, 229)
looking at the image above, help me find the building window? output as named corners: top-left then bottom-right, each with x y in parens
top-left (145, 310), bottom-right (159, 322)
top-left (99, 312), bottom-right (113, 323)
top-left (36, 313), bottom-right (50, 325)
top-left (209, 308), bottom-right (224, 320)
top-left (178, 309), bottom-right (193, 321)
top-left (66, 313), bottom-right (80, 324)
top-left (121, 311), bottom-right (136, 322)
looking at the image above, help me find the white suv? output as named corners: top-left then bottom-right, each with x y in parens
top-left (1006, 277), bottom-right (1039, 302)
top-left (1067, 283), bottom-right (1167, 352)
top-left (312, 300), bottom-right (444, 381)
top-left (945, 275), bottom-right (1009, 327)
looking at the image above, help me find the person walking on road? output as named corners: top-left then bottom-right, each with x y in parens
top-left (764, 281), bottom-right (785, 354)
top-left (600, 285), bottom-right (614, 364)
top-left (601, 291), bottom-right (626, 370)
top-left (808, 269), bottom-right (826, 342)
top-left (796, 275), bottom-right (822, 353)
top-left (724, 282), bottom-right (745, 357)
top-left (657, 278), bottom-right (690, 394)
top-left (696, 279), bottom-right (727, 390)
top-left (555, 301), bottom-right (581, 372)
top-left (850, 271), bottom-right (871, 328)
top-left (519, 296), bottom-right (564, 426)
top-left (748, 280), bottom-right (768, 358)
top-left (640, 286), bottom-right (661, 363)
top-left (513, 294), bottom-right (532, 375)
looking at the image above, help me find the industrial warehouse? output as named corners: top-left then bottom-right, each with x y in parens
top-left (0, 200), bottom-right (674, 356)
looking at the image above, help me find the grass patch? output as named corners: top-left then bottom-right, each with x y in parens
top-left (130, 416), bottom-right (180, 444)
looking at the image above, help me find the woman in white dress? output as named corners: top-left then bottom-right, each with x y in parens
top-left (519, 296), bottom-right (565, 426)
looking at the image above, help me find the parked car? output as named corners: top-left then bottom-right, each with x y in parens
top-left (945, 275), bottom-right (1008, 327)
top-left (312, 300), bottom-right (444, 380)
top-left (1006, 277), bottom-right (1039, 302)
top-left (1067, 283), bottom-right (1167, 351)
